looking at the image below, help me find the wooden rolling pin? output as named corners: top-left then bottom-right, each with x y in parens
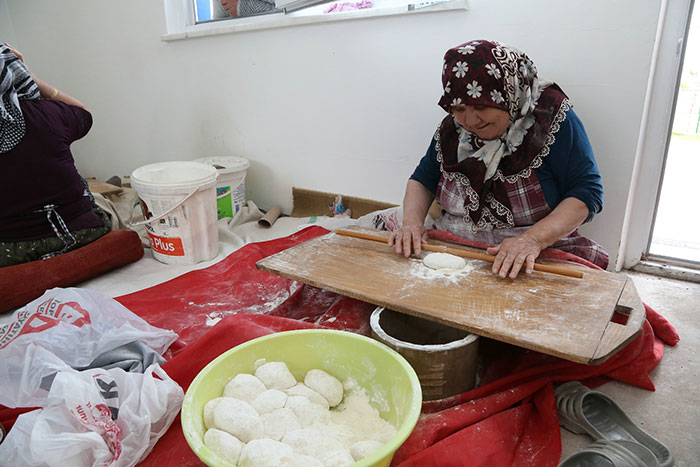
top-left (334, 229), bottom-right (583, 279)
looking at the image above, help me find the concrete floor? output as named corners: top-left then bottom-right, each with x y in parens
top-left (559, 271), bottom-right (700, 465)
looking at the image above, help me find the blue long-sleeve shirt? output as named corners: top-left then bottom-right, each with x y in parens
top-left (410, 108), bottom-right (603, 222)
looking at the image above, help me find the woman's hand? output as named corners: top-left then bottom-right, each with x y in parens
top-left (389, 224), bottom-right (427, 257)
top-left (389, 180), bottom-right (434, 257)
top-left (488, 198), bottom-right (590, 278)
top-left (487, 233), bottom-right (546, 279)
top-left (3, 43), bottom-right (24, 63)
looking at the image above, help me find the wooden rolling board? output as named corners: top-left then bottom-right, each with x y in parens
top-left (256, 227), bottom-right (644, 365)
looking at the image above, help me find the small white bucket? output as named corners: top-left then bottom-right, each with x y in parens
top-left (194, 156), bottom-right (250, 220)
top-left (131, 161), bottom-right (219, 265)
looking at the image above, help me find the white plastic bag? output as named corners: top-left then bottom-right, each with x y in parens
top-left (0, 287), bottom-right (178, 408)
top-left (0, 287), bottom-right (182, 466)
top-left (0, 352), bottom-right (183, 466)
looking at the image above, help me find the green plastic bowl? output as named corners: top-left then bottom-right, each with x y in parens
top-left (181, 329), bottom-right (422, 467)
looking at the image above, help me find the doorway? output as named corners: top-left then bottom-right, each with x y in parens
top-left (647, 3), bottom-right (700, 266)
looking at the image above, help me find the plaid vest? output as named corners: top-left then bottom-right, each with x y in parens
top-left (435, 170), bottom-right (609, 269)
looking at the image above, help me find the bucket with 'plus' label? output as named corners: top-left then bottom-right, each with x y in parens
top-left (131, 161), bottom-right (219, 265)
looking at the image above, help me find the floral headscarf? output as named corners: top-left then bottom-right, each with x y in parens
top-left (0, 44), bottom-right (40, 153)
top-left (436, 40), bottom-right (569, 230)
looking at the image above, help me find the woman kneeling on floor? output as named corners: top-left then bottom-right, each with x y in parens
top-left (388, 40), bottom-right (609, 278)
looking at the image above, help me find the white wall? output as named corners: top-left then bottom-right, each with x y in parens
top-left (0, 1), bottom-right (17, 46)
top-left (4, 0), bottom-right (663, 268)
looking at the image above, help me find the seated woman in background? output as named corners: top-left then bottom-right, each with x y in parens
top-left (211, 0), bottom-right (277, 19)
top-left (389, 40), bottom-right (608, 278)
top-left (0, 44), bottom-right (111, 267)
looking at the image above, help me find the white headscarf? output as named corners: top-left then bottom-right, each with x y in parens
top-left (1, 44), bottom-right (40, 153)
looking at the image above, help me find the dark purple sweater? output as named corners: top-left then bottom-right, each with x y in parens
top-left (0, 99), bottom-right (104, 241)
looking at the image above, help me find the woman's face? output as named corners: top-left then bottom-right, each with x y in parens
top-left (451, 105), bottom-right (510, 140)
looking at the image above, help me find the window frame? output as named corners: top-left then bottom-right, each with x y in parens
top-left (162, 0), bottom-right (469, 41)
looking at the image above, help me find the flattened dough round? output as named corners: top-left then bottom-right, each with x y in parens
top-left (422, 252), bottom-right (466, 270)
top-left (223, 373), bottom-right (266, 402)
top-left (255, 361), bottom-right (297, 390)
top-left (304, 369), bottom-right (344, 407)
top-left (239, 438), bottom-right (293, 467)
top-left (252, 389), bottom-right (288, 414)
top-left (212, 397), bottom-right (264, 442)
top-left (203, 428), bottom-right (244, 465)
top-left (203, 397), bottom-right (225, 429)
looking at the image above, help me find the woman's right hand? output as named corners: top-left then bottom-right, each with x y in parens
top-left (390, 180), bottom-right (434, 257)
top-left (388, 223), bottom-right (427, 257)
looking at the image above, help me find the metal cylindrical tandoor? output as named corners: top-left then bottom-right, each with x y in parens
top-left (370, 307), bottom-right (479, 401)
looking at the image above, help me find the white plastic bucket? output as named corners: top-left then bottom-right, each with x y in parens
top-left (131, 161), bottom-right (219, 265)
top-left (194, 156), bottom-right (250, 220)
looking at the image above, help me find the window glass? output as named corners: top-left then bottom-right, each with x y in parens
top-left (198, 0), bottom-right (452, 22)
top-left (196, 0), bottom-right (212, 20)
top-left (162, 0), bottom-right (468, 40)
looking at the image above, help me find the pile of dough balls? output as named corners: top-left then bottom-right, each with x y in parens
top-left (202, 359), bottom-right (392, 466)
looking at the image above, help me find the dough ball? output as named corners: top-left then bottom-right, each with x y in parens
top-left (279, 454), bottom-right (324, 467)
top-left (285, 383), bottom-right (330, 409)
top-left (203, 428), bottom-right (244, 465)
top-left (238, 438), bottom-right (293, 467)
top-left (255, 361), bottom-right (297, 390)
top-left (422, 252), bottom-right (467, 270)
top-left (350, 440), bottom-right (385, 461)
top-left (304, 369), bottom-right (344, 407)
top-left (282, 428), bottom-right (342, 458)
top-left (252, 388), bottom-right (288, 414)
top-left (321, 449), bottom-right (355, 466)
top-left (285, 395), bottom-right (330, 427)
top-left (261, 407), bottom-right (301, 441)
top-left (212, 397), bottom-right (263, 442)
top-left (203, 397), bottom-right (225, 429)
top-left (223, 373), bottom-right (266, 403)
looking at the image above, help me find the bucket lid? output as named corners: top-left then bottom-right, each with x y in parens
top-left (195, 156), bottom-right (250, 175)
top-left (131, 161), bottom-right (218, 188)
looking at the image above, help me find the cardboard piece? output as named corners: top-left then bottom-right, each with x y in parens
top-left (86, 178), bottom-right (122, 196)
top-left (290, 187), bottom-right (397, 219)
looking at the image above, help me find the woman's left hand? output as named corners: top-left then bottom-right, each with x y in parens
top-left (487, 233), bottom-right (546, 279)
top-left (3, 43), bottom-right (24, 62)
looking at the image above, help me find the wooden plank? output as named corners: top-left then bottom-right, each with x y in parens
top-left (256, 227), bottom-right (636, 365)
top-left (590, 278), bottom-right (646, 364)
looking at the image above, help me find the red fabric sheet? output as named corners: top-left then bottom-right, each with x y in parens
top-left (0, 226), bottom-right (679, 467)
